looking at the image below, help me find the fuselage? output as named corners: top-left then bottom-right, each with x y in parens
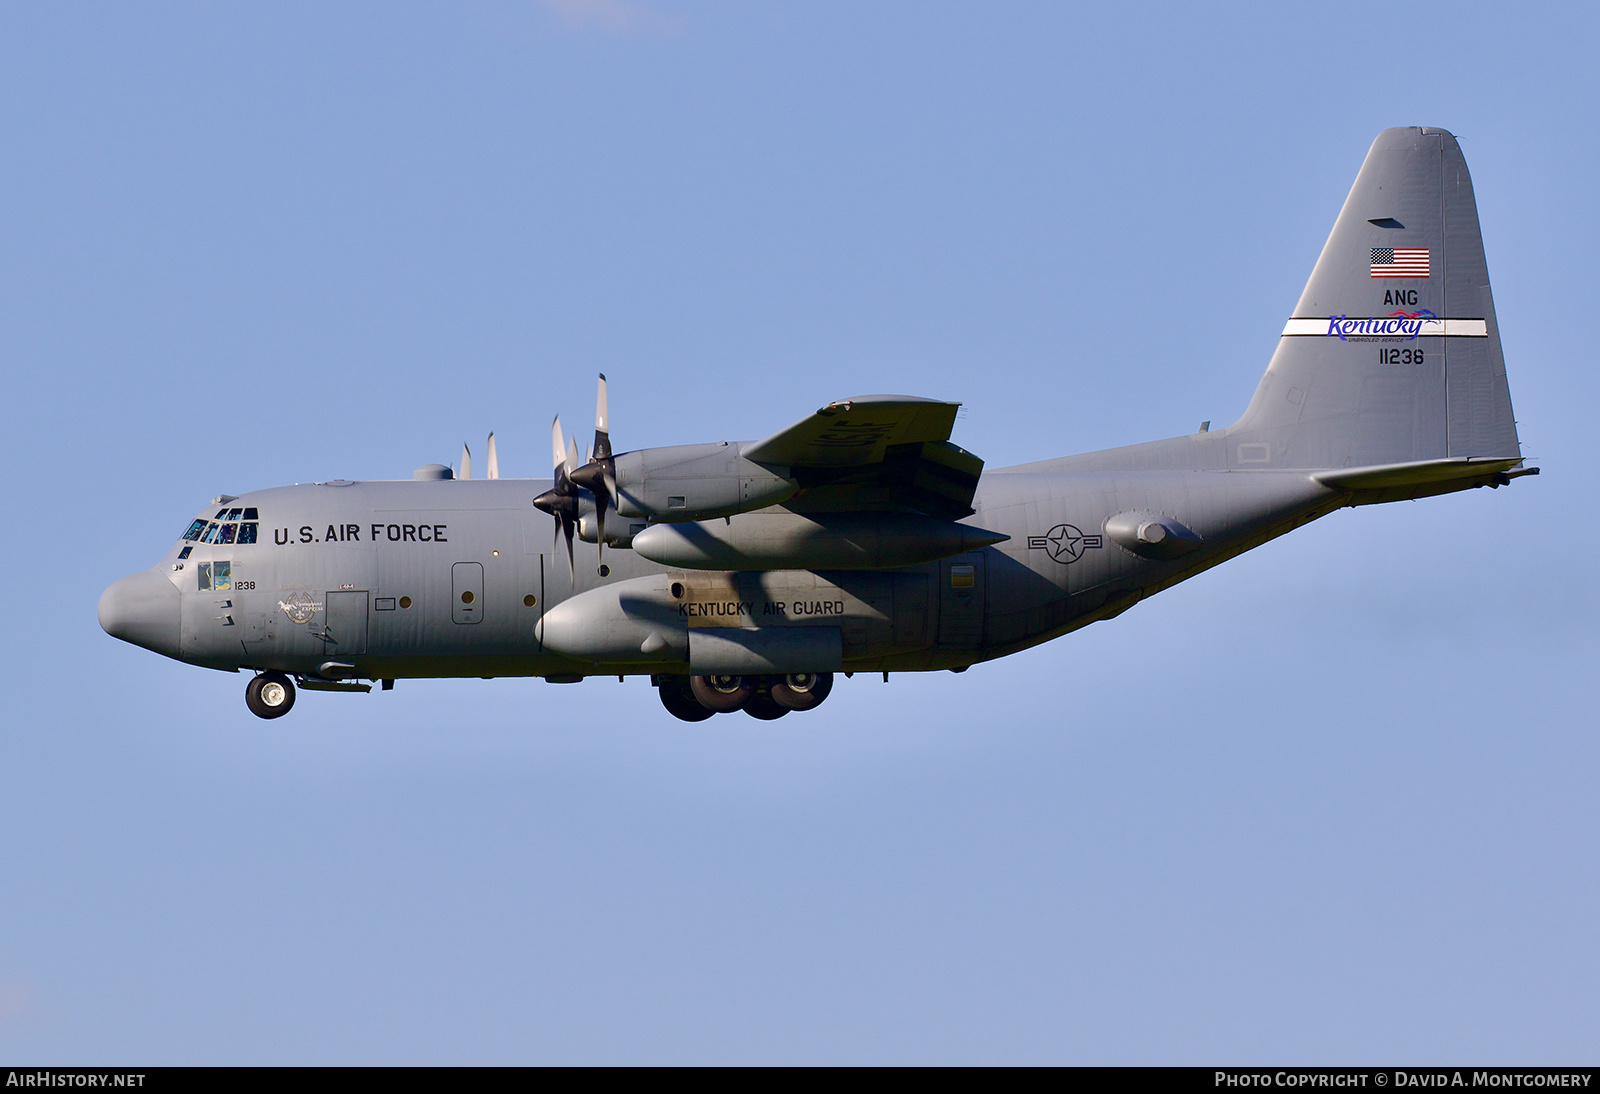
top-left (99, 442), bottom-right (1346, 683)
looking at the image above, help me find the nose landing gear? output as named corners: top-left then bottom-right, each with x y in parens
top-left (245, 671), bottom-right (296, 719)
top-left (657, 673), bottom-right (836, 722)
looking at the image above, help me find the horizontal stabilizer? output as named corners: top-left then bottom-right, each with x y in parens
top-left (1313, 456), bottom-right (1523, 491)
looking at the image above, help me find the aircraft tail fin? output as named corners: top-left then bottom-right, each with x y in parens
top-left (1227, 127), bottom-right (1521, 470)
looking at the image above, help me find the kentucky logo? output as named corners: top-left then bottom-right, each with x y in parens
top-left (1325, 309), bottom-right (1438, 341)
top-left (1027, 523), bottom-right (1103, 564)
top-left (278, 591), bottom-right (322, 624)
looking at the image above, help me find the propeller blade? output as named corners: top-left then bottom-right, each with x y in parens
top-left (562, 513), bottom-right (576, 577)
top-left (460, 443), bottom-right (472, 480)
top-left (535, 416), bottom-right (576, 553)
top-left (594, 373), bottom-right (610, 460)
top-left (486, 432), bottom-right (499, 480)
top-left (569, 375), bottom-right (619, 542)
top-left (552, 373), bottom-right (621, 570)
top-left (590, 373), bottom-right (615, 501)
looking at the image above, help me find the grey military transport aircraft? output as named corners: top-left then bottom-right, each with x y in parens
top-left (100, 127), bottom-right (1536, 722)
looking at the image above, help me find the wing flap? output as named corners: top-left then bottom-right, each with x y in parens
top-left (785, 440), bottom-right (986, 520)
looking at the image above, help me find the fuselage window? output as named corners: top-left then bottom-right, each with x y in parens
top-left (198, 562), bottom-right (212, 591)
top-left (178, 546), bottom-right (193, 560)
top-left (218, 523), bottom-right (238, 545)
top-left (183, 519), bottom-right (208, 542)
top-left (237, 523), bottom-right (258, 544)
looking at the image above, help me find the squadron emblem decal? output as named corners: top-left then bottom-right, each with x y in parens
top-left (1027, 523), bottom-right (1103, 564)
top-left (278, 590), bottom-right (322, 624)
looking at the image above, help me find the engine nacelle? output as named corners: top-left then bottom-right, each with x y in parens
top-left (577, 515), bottom-right (641, 548)
top-left (535, 576), bottom-right (688, 664)
top-left (631, 511), bottom-right (1008, 571)
top-left (612, 443), bottom-right (798, 523)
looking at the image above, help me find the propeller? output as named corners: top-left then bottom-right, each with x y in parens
top-left (462, 434), bottom-right (498, 480)
top-left (532, 417), bottom-right (580, 576)
top-left (569, 373), bottom-right (618, 562)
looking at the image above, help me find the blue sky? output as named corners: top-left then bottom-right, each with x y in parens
top-left (2, 0), bottom-right (1596, 1063)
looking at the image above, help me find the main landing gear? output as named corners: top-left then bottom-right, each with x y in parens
top-left (245, 671), bottom-right (296, 719)
top-left (656, 673), bottom-right (835, 722)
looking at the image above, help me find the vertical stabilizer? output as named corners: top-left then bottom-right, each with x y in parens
top-left (1228, 127), bottom-right (1519, 469)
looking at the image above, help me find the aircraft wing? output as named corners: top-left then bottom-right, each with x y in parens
top-left (743, 395), bottom-right (961, 467)
top-left (742, 395), bottom-right (985, 519)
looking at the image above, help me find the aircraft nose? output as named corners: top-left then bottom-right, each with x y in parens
top-left (98, 569), bottom-right (181, 656)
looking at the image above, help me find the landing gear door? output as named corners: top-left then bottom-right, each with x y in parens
top-left (938, 552), bottom-right (986, 648)
top-left (323, 590), bottom-right (369, 655)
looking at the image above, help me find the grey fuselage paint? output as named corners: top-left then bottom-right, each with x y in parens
top-left (128, 457), bottom-right (1391, 681)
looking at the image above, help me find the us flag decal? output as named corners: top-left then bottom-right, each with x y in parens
top-left (1370, 247), bottom-right (1429, 278)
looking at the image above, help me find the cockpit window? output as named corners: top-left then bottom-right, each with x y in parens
top-left (177, 546), bottom-right (193, 560)
top-left (186, 508), bottom-right (258, 547)
top-left (197, 561), bottom-right (232, 591)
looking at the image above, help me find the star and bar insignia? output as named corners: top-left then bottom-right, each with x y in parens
top-left (1027, 523), bottom-right (1103, 564)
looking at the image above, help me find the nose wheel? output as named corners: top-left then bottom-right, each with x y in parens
top-left (245, 671), bottom-right (296, 719)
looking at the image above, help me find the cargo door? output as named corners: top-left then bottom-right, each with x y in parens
top-left (937, 553), bottom-right (986, 648)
